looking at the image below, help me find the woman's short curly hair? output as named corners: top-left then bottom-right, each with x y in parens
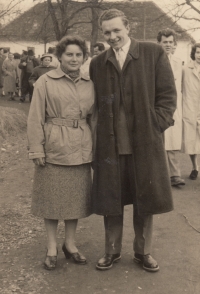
top-left (190, 43), bottom-right (200, 61)
top-left (55, 35), bottom-right (88, 60)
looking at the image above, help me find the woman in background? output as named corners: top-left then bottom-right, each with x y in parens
top-left (29, 54), bottom-right (56, 89)
top-left (182, 43), bottom-right (200, 180)
top-left (2, 52), bottom-right (18, 101)
top-left (27, 35), bottom-right (95, 270)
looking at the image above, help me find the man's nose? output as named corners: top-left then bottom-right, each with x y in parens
top-left (110, 32), bottom-right (116, 39)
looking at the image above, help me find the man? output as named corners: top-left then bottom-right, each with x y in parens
top-left (0, 48), bottom-right (6, 96)
top-left (19, 49), bottom-right (39, 102)
top-left (90, 9), bottom-right (176, 272)
top-left (93, 42), bottom-right (105, 56)
top-left (157, 29), bottom-right (185, 186)
top-left (47, 47), bottom-right (60, 68)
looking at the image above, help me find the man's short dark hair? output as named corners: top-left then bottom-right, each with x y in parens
top-left (23, 50), bottom-right (28, 56)
top-left (56, 35), bottom-right (88, 59)
top-left (14, 53), bottom-right (21, 59)
top-left (157, 28), bottom-right (177, 43)
top-left (190, 43), bottom-right (200, 61)
top-left (28, 49), bottom-right (34, 56)
top-left (93, 43), bottom-right (105, 52)
top-left (48, 47), bottom-right (55, 54)
top-left (99, 9), bottom-right (129, 27)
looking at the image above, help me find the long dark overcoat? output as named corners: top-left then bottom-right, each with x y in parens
top-left (89, 39), bottom-right (177, 216)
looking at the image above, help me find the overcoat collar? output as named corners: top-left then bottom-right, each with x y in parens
top-left (187, 60), bottom-right (200, 80)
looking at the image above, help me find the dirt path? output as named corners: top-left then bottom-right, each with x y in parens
top-left (0, 97), bottom-right (200, 294)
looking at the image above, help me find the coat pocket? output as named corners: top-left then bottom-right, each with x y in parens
top-left (149, 106), bottom-right (161, 133)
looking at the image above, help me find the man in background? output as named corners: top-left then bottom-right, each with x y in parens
top-left (0, 48), bottom-right (6, 96)
top-left (157, 28), bottom-right (185, 186)
top-left (19, 49), bottom-right (39, 102)
top-left (93, 42), bottom-right (105, 56)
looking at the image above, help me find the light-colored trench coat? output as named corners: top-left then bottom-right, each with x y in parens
top-left (27, 68), bottom-right (95, 165)
top-left (182, 60), bottom-right (200, 154)
top-left (165, 55), bottom-right (182, 150)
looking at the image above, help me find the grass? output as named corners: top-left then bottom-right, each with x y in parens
top-left (0, 106), bottom-right (27, 138)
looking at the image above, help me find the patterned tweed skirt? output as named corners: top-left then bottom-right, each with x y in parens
top-left (31, 163), bottom-right (92, 220)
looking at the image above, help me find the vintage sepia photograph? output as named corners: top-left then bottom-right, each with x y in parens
top-left (0, 0), bottom-right (200, 293)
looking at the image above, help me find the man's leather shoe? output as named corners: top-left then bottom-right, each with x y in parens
top-left (171, 176), bottom-right (185, 186)
top-left (134, 253), bottom-right (159, 272)
top-left (189, 170), bottom-right (198, 180)
top-left (96, 253), bottom-right (121, 270)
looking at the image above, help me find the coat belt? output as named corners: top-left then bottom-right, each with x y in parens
top-left (45, 117), bottom-right (87, 128)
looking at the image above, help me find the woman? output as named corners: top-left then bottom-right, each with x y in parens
top-left (27, 35), bottom-right (95, 270)
top-left (13, 53), bottom-right (22, 97)
top-left (29, 54), bottom-right (56, 88)
top-left (2, 52), bottom-right (18, 101)
top-left (182, 43), bottom-right (200, 179)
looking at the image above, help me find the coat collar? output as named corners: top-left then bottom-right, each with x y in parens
top-left (187, 60), bottom-right (200, 80)
top-left (46, 67), bottom-right (90, 81)
top-left (103, 38), bottom-right (139, 65)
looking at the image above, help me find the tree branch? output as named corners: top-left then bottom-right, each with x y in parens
top-left (185, 0), bottom-right (200, 14)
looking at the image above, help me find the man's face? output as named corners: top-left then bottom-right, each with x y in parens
top-left (101, 17), bottom-right (130, 50)
top-left (94, 47), bottom-right (101, 56)
top-left (159, 35), bottom-right (174, 55)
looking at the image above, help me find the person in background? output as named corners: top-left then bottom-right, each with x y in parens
top-left (90, 9), bottom-right (176, 272)
top-left (21, 50), bottom-right (28, 59)
top-left (13, 53), bottom-right (22, 97)
top-left (80, 48), bottom-right (92, 77)
top-left (19, 49), bottom-right (39, 102)
top-left (157, 28), bottom-right (185, 187)
top-left (29, 54), bottom-right (56, 89)
top-left (47, 47), bottom-right (60, 68)
top-left (2, 52), bottom-right (18, 101)
top-left (182, 43), bottom-right (200, 180)
top-left (27, 35), bottom-right (94, 270)
top-left (93, 42), bottom-right (105, 56)
top-left (171, 42), bottom-right (177, 55)
top-left (0, 48), bottom-right (6, 96)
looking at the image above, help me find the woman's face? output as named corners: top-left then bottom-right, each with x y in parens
top-left (194, 47), bottom-right (200, 64)
top-left (42, 57), bottom-right (51, 67)
top-left (60, 44), bottom-right (84, 71)
top-left (8, 53), bottom-right (13, 60)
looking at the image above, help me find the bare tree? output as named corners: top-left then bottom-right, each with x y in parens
top-left (0, 0), bottom-right (25, 23)
top-left (166, 0), bottom-right (200, 33)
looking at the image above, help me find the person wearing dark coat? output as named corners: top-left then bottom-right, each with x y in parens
top-left (89, 9), bottom-right (177, 272)
top-left (0, 48), bottom-right (6, 96)
top-left (18, 49), bottom-right (39, 102)
top-left (29, 54), bottom-right (56, 89)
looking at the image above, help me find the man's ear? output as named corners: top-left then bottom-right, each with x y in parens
top-left (126, 24), bottom-right (130, 33)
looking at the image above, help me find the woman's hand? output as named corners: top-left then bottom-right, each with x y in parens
top-left (33, 157), bottom-right (45, 166)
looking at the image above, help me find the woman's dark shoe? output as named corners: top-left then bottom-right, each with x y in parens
top-left (189, 170), bottom-right (198, 180)
top-left (44, 250), bottom-right (57, 270)
top-left (62, 243), bottom-right (87, 265)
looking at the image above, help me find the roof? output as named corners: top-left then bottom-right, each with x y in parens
top-left (0, 1), bottom-right (194, 43)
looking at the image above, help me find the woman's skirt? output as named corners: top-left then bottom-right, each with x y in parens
top-left (31, 163), bottom-right (92, 220)
top-left (4, 74), bottom-right (16, 93)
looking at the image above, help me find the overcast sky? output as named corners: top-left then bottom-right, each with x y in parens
top-left (1, 0), bottom-right (200, 41)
